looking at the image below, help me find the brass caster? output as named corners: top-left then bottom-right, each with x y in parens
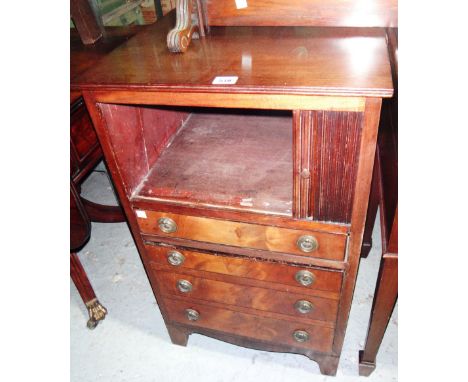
top-left (87, 318), bottom-right (98, 330)
top-left (85, 298), bottom-right (107, 330)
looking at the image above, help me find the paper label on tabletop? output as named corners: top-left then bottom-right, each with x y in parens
top-left (235, 0), bottom-right (248, 9)
top-left (212, 76), bottom-right (239, 85)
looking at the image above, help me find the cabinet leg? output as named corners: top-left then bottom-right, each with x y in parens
top-left (361, 149), bottom-right (380, 258)
top-left (167, 324), bottom-right (190, 346)
top-left (308, 353), bottom-right (339, 376)
top-left (359, 255), bottom-right (398, 376)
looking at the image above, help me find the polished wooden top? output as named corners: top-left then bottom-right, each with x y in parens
top-left (73, 13), bottom-right (393, 98)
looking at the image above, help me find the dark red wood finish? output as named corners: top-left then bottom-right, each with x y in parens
top-left (70, 251), bottom-right (97, 303)
top-left (70, 181), bottom-right (90, 251)
top-left (81, 198), bottom-right (126, 223)
top-left (70, 98), bottom-right (102, 184)
top-left (99, 104), bottom-right (189, 196)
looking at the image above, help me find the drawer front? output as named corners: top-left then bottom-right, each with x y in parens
top-left (136, 210), bottom-right (347, 261)
top-left (153, 270), bottom-right (339, 323)
top-left (145, 244), bottom-right (343, 295)
top-left (164, 297), bottom-right (334, 353)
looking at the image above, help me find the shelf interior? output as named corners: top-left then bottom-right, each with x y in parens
top-left (134, 110), bottom-right (293, 216)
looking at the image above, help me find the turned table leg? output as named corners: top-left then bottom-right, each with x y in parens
top-left (359, 254), bottom-right (398, 376)
top-left (70, 252), bottom-right (107, 329)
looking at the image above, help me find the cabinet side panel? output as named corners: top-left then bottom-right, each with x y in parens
top-left (140, 107), bottom-right (190, 169)
top-left (311, 111), bottom-right (363, 223)
top-left (99, 104), bottom-right (149, 195)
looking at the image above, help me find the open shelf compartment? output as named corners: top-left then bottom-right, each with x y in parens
top-left (99, 104), bottom-right (293, 216)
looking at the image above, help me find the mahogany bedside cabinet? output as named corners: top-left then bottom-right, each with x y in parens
top-left (73, 1), bottom-right (395, 375)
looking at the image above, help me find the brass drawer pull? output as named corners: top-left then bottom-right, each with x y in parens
top-left (158, 217), bottom-right (177, 233)
top-left (185, 308), bottom-right (200, 321)
top-left (294, 300), bottom-right (314, 314)
top-left (293, 330), bottom-right (310, 343)
top-left (296, 235), bottom-right (318, 252)
top-left (167, 250), bottom-right (185, 266)
top-left (295, 270), bottom-right (316, 286)
top-left (177, 279), bottom-right (193, 293)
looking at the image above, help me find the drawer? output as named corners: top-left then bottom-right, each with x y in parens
top-left (145, 244), bottom-right (343, 295)
top-left (153, 270), bottom-right (339, 323)
top-left (163, 297), bottom-right (334, 353)
top-left (136, 210), bottom-right (347, 261)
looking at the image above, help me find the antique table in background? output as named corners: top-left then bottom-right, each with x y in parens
top-left (70, 27), bottom-right (145, 328)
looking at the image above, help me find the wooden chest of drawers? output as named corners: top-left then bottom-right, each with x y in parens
top-left (73, 8), bottom-right (393, 376)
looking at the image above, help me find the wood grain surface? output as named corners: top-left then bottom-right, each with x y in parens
top-left (145, 243), bottom-right (343, 295)
top-left (136, 210), bottom-right (347, 260)
top-left (163, 296), bottom-right (335, 353)
top-left (152, 269), bottom-right (339, 322)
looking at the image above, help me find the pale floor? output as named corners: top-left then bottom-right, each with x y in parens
top-left (71, 168), bottom-right (398, 382)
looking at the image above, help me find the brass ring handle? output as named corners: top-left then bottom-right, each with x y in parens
top-left (158, 217), bottom-right (177, 233)
top-left (167, 250), bottom-right (185, 266)
top-left (293, 330), bottom-right (310, 343)
top-left (295, 270), bottom-right (316, 287)
top-left (177, 279), bottom-right (193, 293)
top-left (294, 300), bottom-right (314, 314)
top-left (296, 235), bottom-right (319, 252)
top-left (185, 308), bottom-right (199, 321)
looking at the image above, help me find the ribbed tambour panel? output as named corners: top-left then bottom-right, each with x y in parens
top-left (293, 110), bottom-right (363, 223)
top-left (311, 111), bottom-right (363, 223)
